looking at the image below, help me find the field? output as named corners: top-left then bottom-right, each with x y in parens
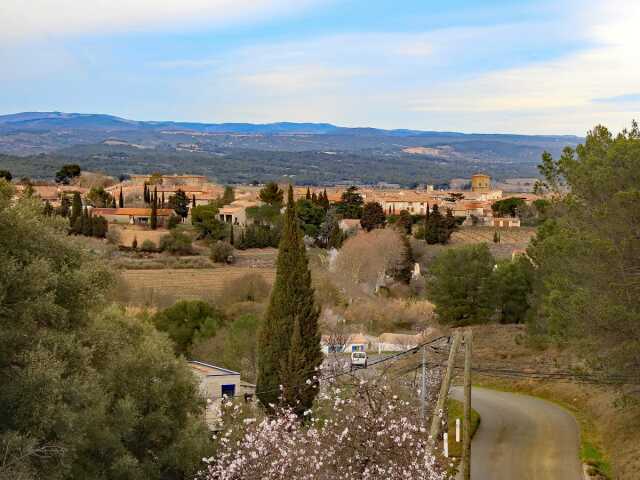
top-left (118, 266), bottom-right (276, 307)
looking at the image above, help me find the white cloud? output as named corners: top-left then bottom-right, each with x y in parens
top-left (406, 0), bottom-right (640, 133)
top-left (0, 0), bottom-right (324, 41)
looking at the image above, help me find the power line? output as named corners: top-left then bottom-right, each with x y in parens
top-left (211, 335), bottom-right (451, 401)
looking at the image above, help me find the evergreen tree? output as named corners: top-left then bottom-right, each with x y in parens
top-left (335, 185), bottom-right (363, 219)
top-left (305, 187), bottom-right (311, 200)
top-left (192, 194), bottom-right (196, 207)
top-left (43, 200), bottom-right (54, 216)
top-left (229, 223), bottom-right (234, 245)
top-left (393, 234), bottom-right (415, 284)
top-left (493, 230), bottom-right (501, 243)
top-left (143, 183), bottom-right (149, 204)
top-left (259, 182), bottom-right (284, 206)
top-left (70, 192), bottom-right (82, 230)
top-left (119, 187), bottom-right (124, 208)
top-left (397, 209), bottom-right (413, 235)
top-left (222, 186), bottom-right (235, 205)
top-left (360, 201), bottom-right (386, 231)
top-left (161, 191), bottom-right (166, 208)
top-left (150, 187), bottom-right (158, 230)
top-left (57, 196), bottom-right (71, 217)
top-left (321, 189), bottom-right (330, 210)
top-left (82, 207), bottom-right (92, 236)
top-left (169, 189), bottom-right (189, 219)
top-left (110, 196), bottom-right (116, 208)
top-left (256, 186), bottom-right (321, 415)
top-left (311, 192), bottom-right (318, 203)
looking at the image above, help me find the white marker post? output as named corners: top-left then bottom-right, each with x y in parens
top-left (456, 418), bottom-right (461, 442)
top-left (443, 432), bottom-right (449, 458)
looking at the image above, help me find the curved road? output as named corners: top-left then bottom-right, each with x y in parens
top-left (450, 387), bottom-right (582, 480)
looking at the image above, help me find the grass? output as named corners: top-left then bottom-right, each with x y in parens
top-left (473, 377), bottom-right (612, 479)
top-left (446, 398), bottom-right (481, 459)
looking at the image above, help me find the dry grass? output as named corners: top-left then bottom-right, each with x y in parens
top-left (118, 267), bottom-right (276, 307)
top-left (342, 298), bottom-right (435, 334)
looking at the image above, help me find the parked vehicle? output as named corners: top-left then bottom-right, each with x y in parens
top-left (350, 351), bottom-right (368, 370)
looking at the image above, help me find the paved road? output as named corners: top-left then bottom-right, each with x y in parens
top-left (451, 387), bottom-right (582, 480)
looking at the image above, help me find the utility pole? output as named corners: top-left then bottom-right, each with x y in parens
top-left (429, 331), bottom-right (462, 442)
top-left (461, 329), bottom-right (473, 480)
top-left (420, 344), bottom-right (427, 421)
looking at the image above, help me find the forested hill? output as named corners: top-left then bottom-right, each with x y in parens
top-left (0, 112), bottom-right (582, 185)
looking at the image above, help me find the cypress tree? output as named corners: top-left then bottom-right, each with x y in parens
top-left (143, 184), bottom-right (149, 204)
top-left (256, 185), bottom-right (322, 415)
top-left (229, 223), bottom-right (235, 245)
top-left (81, 208), bottom-right (92, 236)
top-left (119, 187), bottom-right (124, 208)
top-left (70, 192), bottom-right (82, 230)
top-left (305, 187), bottom-right (311, 200)
top-left (150, 187), bottom-right (158, 230)
top-left (161, 191), bottom-right (166, 208)
top-left (192, 194), bottom-right (196, 207)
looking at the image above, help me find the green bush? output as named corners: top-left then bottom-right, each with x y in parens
top-left (167, 214), bottom-right (180, 229)
top-left (153, 300), bottom-right (224, 355)
top-left (140, 239), bottom-right (157, 252)
top-left (210, 240), bottom-right (234, 263)
top-left (160, 230), bottom-right (193, 255)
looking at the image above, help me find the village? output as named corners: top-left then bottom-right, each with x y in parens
top-left (5, 167), bottom-right (546, 428)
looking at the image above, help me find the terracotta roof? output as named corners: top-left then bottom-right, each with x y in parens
top-left (91, 207), bottom-right (174, 216)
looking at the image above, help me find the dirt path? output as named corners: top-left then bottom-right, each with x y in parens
top-left (451, 386), bottom-right (582, 480)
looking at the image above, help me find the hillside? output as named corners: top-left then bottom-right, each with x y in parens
top-left (0, 111), bottom-right (582, 185)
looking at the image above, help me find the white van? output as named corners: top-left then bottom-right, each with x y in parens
top-left (350, 351), bottom-right (368, 370)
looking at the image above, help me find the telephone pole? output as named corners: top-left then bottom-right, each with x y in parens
top-left (461, 329), bottom-right (473, 480)
top-left (420, 344), bottom-right (427, 421)
top-left (429, 331), bottom-right (462, 442)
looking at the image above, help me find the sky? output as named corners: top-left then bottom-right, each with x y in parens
top-left (1, 0), bottom-right (639, 135)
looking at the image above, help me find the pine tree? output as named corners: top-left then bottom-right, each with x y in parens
top-left (150, 187), bottom-right (158, 230)
top-left (119, 187), bottom-right (124, 208)
top-left (256, 186), bottom-right (322, 415)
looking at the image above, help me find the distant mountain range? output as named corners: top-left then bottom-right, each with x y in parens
top-left (0, 111), bottom-right (583, 186)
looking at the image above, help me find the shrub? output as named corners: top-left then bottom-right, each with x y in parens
top-left (140, 239), bottom-right (157, 252)
top-left (218, 273), bottom-right (271, 304)
top-left (106, 227), bottom-right (121, 245)
top-left (167, 214), bottom-right (180, 229)
top-left (210, 240), bottom-right (234, 263)
top-left (153, 300), bottom-right (224, 355)
top-left (160, 230), bottom-right (193, 255)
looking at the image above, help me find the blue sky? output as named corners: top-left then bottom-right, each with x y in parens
top-left (1, 0), bottom-right (639, 134)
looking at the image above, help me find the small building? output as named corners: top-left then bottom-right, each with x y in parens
top-left (188, 360), bottom-right (255, 429)
top-left (91, 207), bottom-right (174, 226)
top-left (339, 218), bottom-right (362, 234)
top-left (218, 200), bottom-right (261, 226)
top-left (493, 217), bottom-right (521, 228)
top-left (471, 173), bottom-right (491, 192)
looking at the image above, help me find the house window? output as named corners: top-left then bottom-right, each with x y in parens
top-left (221, 384), bottom-right (236, 398)
top-left (351, 345), bottom-right (364, 352)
